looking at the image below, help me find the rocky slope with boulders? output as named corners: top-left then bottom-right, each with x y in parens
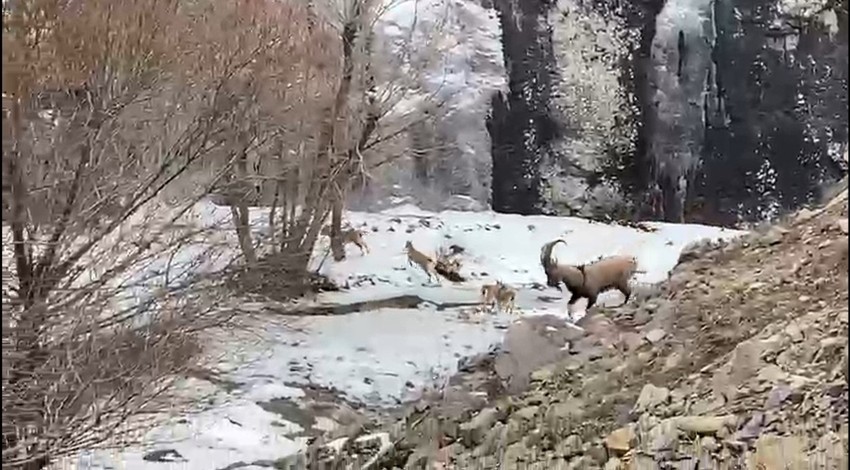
top-left (278, 185), bottom-right (848, 469)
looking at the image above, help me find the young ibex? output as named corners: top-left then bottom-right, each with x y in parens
top-left (321, 225), bottom-right (370, 256)
top-left (405, 240), bottom-right (440, 283)
top-left (540, 239), bottom-right (640, 310)
top-left (480, 281), bottom-right (517, 314)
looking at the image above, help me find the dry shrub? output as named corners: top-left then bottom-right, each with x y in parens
top-left (1, 0), bottom-right (326, 467)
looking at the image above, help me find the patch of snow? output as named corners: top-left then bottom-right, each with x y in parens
top-left (74, 399), bottom-right (306, 470)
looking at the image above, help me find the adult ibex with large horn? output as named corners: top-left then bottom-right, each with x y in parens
top-left (539, 239), bottom-right (641, 310)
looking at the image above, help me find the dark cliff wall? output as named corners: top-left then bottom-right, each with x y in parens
top-left (487, 0), bottom-right (848, 225)
top-left (485, 0), bottom-right (560, 215)
top-left (689, 1), bottom-right (848, 225)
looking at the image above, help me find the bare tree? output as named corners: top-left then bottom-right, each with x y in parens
top-left (0, 0), bottom-right (312, 466)
top-left (214, 0), bottom-right (438, 298)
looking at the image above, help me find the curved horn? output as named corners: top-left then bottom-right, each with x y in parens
top-left (539, 239), bottom-right (568, 272)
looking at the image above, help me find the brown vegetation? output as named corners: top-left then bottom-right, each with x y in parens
top-left (0, 0), bottom-right (345, 467)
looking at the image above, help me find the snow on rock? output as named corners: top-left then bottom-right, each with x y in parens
top-left (75, 398), bottom-right (307, 470)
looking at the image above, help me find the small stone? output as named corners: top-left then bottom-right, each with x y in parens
top-left (567, 455), bottom-right (594, 470)
top-left (555, 434), bottom-right (583, 459)
top-left (605, 425), bottom-right (637, 454)
top-left (513, 405), bottom-right (539, 422)
top-left (633, 384), bottom-right (671, 413)
top-left (531, 367), bottom-right (554, 383)
top-left (544, 400), bottom-right (585, 437)
top-left (757, 365), bottom-right (789, 383)
top-left (675, 415), bottom-right (737, 435)
top-left (784, 322), bottom-right (804, 342)
top-left (735, 412), bottom-right (764, 441)
top-left (645, 328), bottom-right (666, 344)
top-left (836, 218), bottom-right (849, 234)
top-left (633, 310), bottom-right (652, 326)
top-left (473, 422), bottom-right (506, 457)
top-left (663, 351), bottom-right (683, 371)
top-left (143, 449), bottom-right (185, 463)
top-left (621, 332), bottom-right (646, 351)
top-left (795, 208), bottom-right (817, 223)
top-left (459, 407), bottom-right (500, 447)
top-left (585, 443), bottom-right (608, 464)
top-left (764, 384), bottom-right (793, 409)
top-left (700, 436), bottom-right (719, 452)
top-left (502, 441), bottom-right (530, 469)
top-left (648, 418), bottom-right (679, 454)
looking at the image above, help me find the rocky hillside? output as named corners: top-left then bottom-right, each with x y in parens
top-left (286, 186), bottom-right (848, 469)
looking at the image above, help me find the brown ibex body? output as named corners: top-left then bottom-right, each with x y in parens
top-left (540, 239), bottom-right (640, 310)
top-left (405, 241), bottom-right (440, 283)
top-left (321, 225), bottom-right (370, 256)
top-left (479, 281), bottom-right (517, 314)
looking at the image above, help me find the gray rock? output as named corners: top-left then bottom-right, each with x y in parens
top-left (142, 449), bottom-right (186, 463)
top-left (544, 400), bottom-right (585, 437)
top-left (645, 328), bottom-right (667, 344)
top-left (735, 412), bottom-right (764, 441)
top-left (675, 415), bottom-right (737, 435)
top-left (605, 425), bottom-right (637, 453)
top-left (459, 407), bottom-right (500, 447)
top-left (513, 405), bottom-right (540, 422)
top-left (764, 384), bottom-right (793, 409)
top-left (530, 366), bottom-right (555, 383)
top-left (502, 441), bottom-right (531, 470)
top-left (585, 442), bottom-right (608, 464)
top-left (699, 436), bottom-right (720, 452)
top-left (761, 226), bottom-right (787, 246)
top-left (648, 418), bottom-right (679, 454)
top-left (494, 316), bottom-right (580, 393)
top-left (555, 434), bottom-right (583, 459)
top-left (634, 384), bottom-right (671, 413)
top-left (473, 422), bottom-right (506, 457)
top-left (566, 455), bottom-right (594, 470)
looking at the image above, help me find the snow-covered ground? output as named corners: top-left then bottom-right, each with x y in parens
top-left (69, 200), bottom-right (745, 470)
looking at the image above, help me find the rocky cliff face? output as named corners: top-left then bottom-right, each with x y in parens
top-left (488, 0), bottom-right (848, 224)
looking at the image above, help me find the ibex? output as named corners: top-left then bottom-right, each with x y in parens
top-left (405, 241), bottom-right (440, 283)
top-left (540, 239), bottom-right (641, 310)
top-left (479, 281), bottom-right (517, 314)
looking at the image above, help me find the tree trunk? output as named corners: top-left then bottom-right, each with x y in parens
top-left (330, 183), bottom-right (346, 261)
top-left (230, 134), bottom-right (257, 265)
